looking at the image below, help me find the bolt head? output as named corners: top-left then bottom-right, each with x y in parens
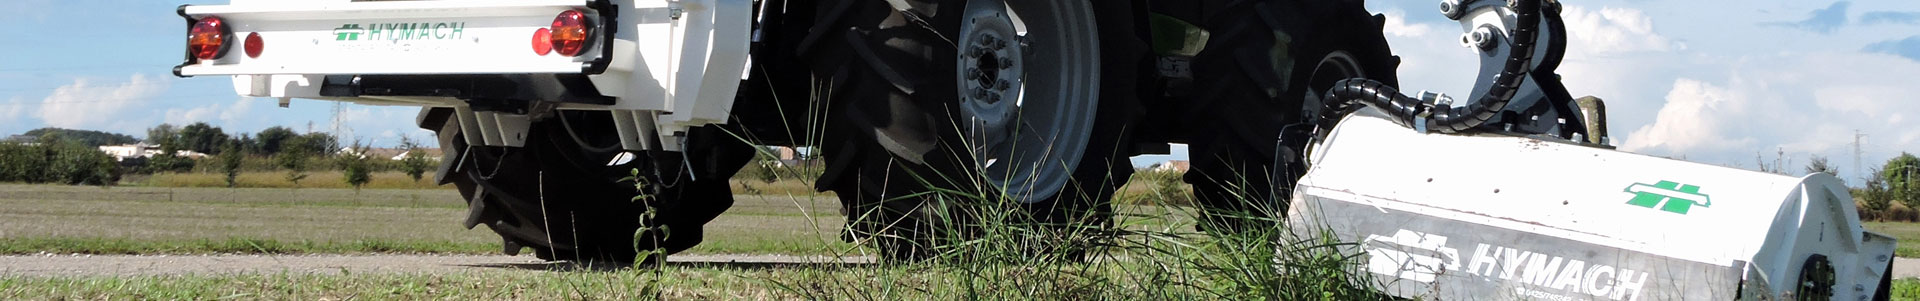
top-left (1440, 0), bottom-right (1465, 19)
top-left (1469, 26), bottom-right (1497, 50)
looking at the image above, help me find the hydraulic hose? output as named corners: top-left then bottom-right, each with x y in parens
top-left (1321, 0), bottom-right (1542, 134)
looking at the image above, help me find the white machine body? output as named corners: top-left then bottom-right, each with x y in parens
top-left (176, 0), bottom-right (751, 151)
top-left (1288, 111), bottom-right (1896, 300)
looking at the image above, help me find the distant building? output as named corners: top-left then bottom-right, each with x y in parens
top-left (767, 146), bottom-right (818, 167)
top-left (1151, 160), bottom-right (1190, 172)
top-left (96, 143), bottom-right (207, 161)
top-left (391, 148), bottom-right (444, 161)
top-left (340, 147), bottom-right (442, 161)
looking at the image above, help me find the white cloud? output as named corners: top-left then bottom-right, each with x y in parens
top-left (164, 97), bottom-right (263, 127)
top-left (1561, 6), bottom-right (1678, 56)
top-left (1380, 10), bottom-right (1434, 38)
top-left (1617, 52), bottom-right (1920, 179)
top-left (37, 74), bottom-right (168, 130)
top-left (164, 106), bottom-right (218, 126)
top-left (221, 96), bottom-right (256, 122)
top-left (2, 97), bottom-right (22, 120)
top-left (1620, 78), bottom-right (1758, 154)
top-left (326, 106), bottom-right (426, 146)
top-left (1814, 85), bottom-right (1904, 118)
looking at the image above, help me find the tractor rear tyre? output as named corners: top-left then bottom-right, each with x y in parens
top-left (802, 0), bottom-right (1143, 261)
top-left (425, 109), bottom-right (754, 265)
top-left (1183, 0), bottom-right (1399, 230)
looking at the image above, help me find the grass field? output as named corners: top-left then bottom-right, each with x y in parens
top-left (0, 184), bottom-right (851, 256)
top-left (0, 183), bottom-right (1385, 300)
top-left (8, 182), bottom-right (1908, 299)
top-left (1866, 222), bottom-right (1920, 257)
top-left (126, 171), bottom-right (446, 190)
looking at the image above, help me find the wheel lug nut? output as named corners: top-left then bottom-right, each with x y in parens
top-left (997, 80), bottom-right (1011, 90)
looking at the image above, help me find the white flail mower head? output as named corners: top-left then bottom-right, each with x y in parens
top-left (1283, 0), bottom-right (1898, 299)
top-left (1288, 110), bottom-right (1895, 300)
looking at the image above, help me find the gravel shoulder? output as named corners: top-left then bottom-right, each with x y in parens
top-left (0, 254), bottom-right (873, 277)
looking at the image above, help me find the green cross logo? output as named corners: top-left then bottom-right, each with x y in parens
top-left (333, 24), bottom-right (365, 41)
top-left (1624, 181), bottom-right (1711, 214)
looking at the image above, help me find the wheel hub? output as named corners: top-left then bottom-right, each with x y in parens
top-left (954, 0), bottom-right (1100, 203)
top-left (958, 6), bottom-right (1022, 134)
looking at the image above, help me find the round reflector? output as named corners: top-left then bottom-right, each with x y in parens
top-left (243, 32), bottom-right (264, 58)
top-left (549, 10), bottom-right (591, 57)
top-left (188, 17), bottom-right (231, 61)
top-left (531, 28), bottom-right (553, 56)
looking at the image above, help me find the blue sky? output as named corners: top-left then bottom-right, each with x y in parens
top-left (1, 1), bottom-right (1917, 184)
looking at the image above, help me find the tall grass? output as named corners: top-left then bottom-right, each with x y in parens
top-left (736, 168), bottom-right (1382, 299)
top-left (696, 135), bottom-right (1379, 299)
top-left (606, 67), bottom-right (1381, 299)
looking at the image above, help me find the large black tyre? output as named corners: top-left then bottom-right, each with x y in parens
top-left (801, 0), bottom-right (1143, 261)
top-left (1183, 0), bottom-right (1399, 229)
top-left (425, 109), bottom-right (754, 264)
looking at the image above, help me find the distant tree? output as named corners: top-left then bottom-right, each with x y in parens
top-left (218, 140), bottom-right (244, 188)
top-left (1805, 155), bottom-right (1839, 176)
top-left (51, 142), bottom-right (118, 185)
top-left (286, 132), bottom-right (339, 156)
top-left (234, 132), bottom-right (261, 154)
top-left (178, 122), bottom-right (230, 154)
top-left (255, 126), bottom-right (298, 155)
top-left (35, 132), bottom-right (65, 145)
top-left (398, 136), bottom-right (432, 183)
top-left (342, 142), bottom-right (372, 191)
top-left (23, 128), bottom-right (138, 147)
top-left (1862, 169), bottom-right (1894, 213)
top-left (277, 148), bottom-right (310, 188)
top-left (148, 124), bottom-right (181, 156)
top-left (1887, 153), bottom-right (1920, 208)
top-left (0, 140), bottom-right (116, 185)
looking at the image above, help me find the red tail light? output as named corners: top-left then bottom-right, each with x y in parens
top-left (549, 10), bottom-right (591, 57)
top-left (243, 32), bottom-right (264, 58)
top-left (531, 28), bottom-right (553, 56)
top-left (188, 17), bottom-right (231, 61)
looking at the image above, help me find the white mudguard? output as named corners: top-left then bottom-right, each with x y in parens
top-left (176, 0), bottom-right (752, 151)
top-left (1288, 110), bottom-right (1896, 300)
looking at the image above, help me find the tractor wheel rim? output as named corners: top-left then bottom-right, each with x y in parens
top-left (957, 0), bottom-right (1100, 204)
top-left (1304, 51), bottom-right (1367, 115)
top-left (1283, 51), bottom-right (1370, 196)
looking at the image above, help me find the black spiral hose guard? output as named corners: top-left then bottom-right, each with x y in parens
top-left (1321, 0), bottom-right (1542, 134)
